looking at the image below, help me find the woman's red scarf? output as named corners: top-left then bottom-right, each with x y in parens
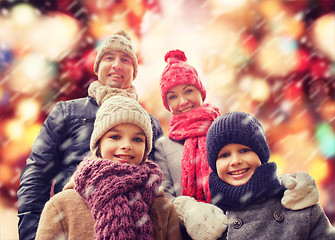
top-left (168, 104), bottom-right (220, 203)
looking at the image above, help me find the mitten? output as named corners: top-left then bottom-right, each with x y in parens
top-left (279, 172), bottom-right (319, 210)
top-left (173, 196), bottom-right (227, 240)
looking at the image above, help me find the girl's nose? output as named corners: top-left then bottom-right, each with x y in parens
top-left (120, 140), bottom-right (131, 150)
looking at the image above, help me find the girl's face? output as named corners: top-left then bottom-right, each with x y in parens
top-left (99, 123), bottom-right (146, 165)
top-left (216, 143), bottom-right (261, 186)
top-left (166, 84), bottom-right (203, 115)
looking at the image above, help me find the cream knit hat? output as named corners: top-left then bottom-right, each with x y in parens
top-left (90, 96), bottom-right (152, 161)
top-left (93, 30), bottom-right (138, 79)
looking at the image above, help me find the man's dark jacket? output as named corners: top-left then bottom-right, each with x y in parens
top-left (17, 96), bottom-right (163, 240)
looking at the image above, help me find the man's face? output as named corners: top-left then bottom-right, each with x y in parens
top-left (97, 51), bottom-right (134, 89)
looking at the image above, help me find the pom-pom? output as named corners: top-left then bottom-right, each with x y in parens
top-left (114, 30), bottom-right (131, 41)
top-left (164, 49), bottom-right (187, 63)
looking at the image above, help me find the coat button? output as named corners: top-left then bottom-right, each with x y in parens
top-left (232, 218), bottom-right (243, 229)
top-left (273, 211), bottom-right (284, 222)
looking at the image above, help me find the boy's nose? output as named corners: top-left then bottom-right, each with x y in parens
top-left (230, 153), bottom-right (242, 165)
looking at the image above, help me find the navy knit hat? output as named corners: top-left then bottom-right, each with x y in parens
top-left (206, 111), bottom-right (270, 173)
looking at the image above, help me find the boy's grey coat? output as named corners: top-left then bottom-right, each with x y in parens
top-left (219, 197), bottom-right (335, 239)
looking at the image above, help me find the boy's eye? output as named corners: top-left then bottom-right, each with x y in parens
top-left (240, 148), bottom-right (252, 153)
top-left (218, 153), bottom-right (230, 158)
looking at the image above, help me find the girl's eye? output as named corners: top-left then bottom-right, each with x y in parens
top-left (133, 137), bottom-right (144, 143)
top-left (109, 135), bottom-right (120, 140)
top-left (122, 58), bottom-right (130, 63)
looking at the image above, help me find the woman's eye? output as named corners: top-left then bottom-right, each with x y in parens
top-left (185, 89), bottom-right (193, 94)
top-left (168, 95), bottom-right (176, 100)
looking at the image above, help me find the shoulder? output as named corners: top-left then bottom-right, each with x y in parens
top-left (57, 96), bottom-right (98, 119)
top-left (46, 189), bottom-right (88, 213)
top-left (155, 136), bottom-right (183, 150)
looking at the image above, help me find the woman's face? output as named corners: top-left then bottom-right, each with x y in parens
top-left (166, 84), bottom-right (204, 115)
top-left (216, 143), bottom-right (261, 186)
top-left (99, 123), bottom-right (146, 165)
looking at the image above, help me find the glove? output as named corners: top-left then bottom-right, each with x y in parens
top-left (173, 196), bottom-right (227, 240)
top-left (279, 172), bottom-right (319, 210)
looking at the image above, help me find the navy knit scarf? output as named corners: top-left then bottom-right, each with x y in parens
top-left (209, 162), bottom-right (285, 211)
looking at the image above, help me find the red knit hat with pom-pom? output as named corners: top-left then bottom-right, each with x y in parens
top-left (160, 49), bottom-right (206, 111)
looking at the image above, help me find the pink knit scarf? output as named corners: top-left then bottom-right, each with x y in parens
top-left (169, 104), bottom-right (220, 203)
top-left (74, 158), bottom-right (162, 240)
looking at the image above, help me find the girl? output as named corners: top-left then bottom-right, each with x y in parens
top-left (35, 95), bottom-right (181, 240)
top-left (206, 111), bottom-right (335, 239)
top-left (154, 49), bottom-right (320, 240)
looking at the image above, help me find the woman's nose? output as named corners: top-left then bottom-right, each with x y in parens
top-left (179, 96), bottom-right (188, 105)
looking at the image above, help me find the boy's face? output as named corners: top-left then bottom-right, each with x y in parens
top-left (97, 51), bottom-right (134, 89)
top-left (216, 143), bottom-right (261, 186)
top-left (166, 84), bottom-right (203, 115)
top-left (99, 123), bottom-right (146, 165)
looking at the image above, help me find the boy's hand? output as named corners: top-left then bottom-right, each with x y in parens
top-left (173, 196), bottom-right (227, 240)
top-left (279, 172), bottom-right (319, 210)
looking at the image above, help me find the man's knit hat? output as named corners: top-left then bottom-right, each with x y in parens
top-left (93, 30), bottom-right (138, 79)
top-left (160, 49), bottom-right (206, 111)
top-left (90, 95), bottom-right (152, 161)
top-left (206, 111), bottom-right (270, 173)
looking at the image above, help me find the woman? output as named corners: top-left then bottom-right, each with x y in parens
top-left (154, 49), bottom-right (320, 240)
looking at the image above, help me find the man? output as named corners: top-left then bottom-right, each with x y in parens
top-left (17, 30), bottom-right (163, 240)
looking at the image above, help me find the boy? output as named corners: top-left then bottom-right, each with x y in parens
top-left (206, 111), bottom-right (335, 239)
